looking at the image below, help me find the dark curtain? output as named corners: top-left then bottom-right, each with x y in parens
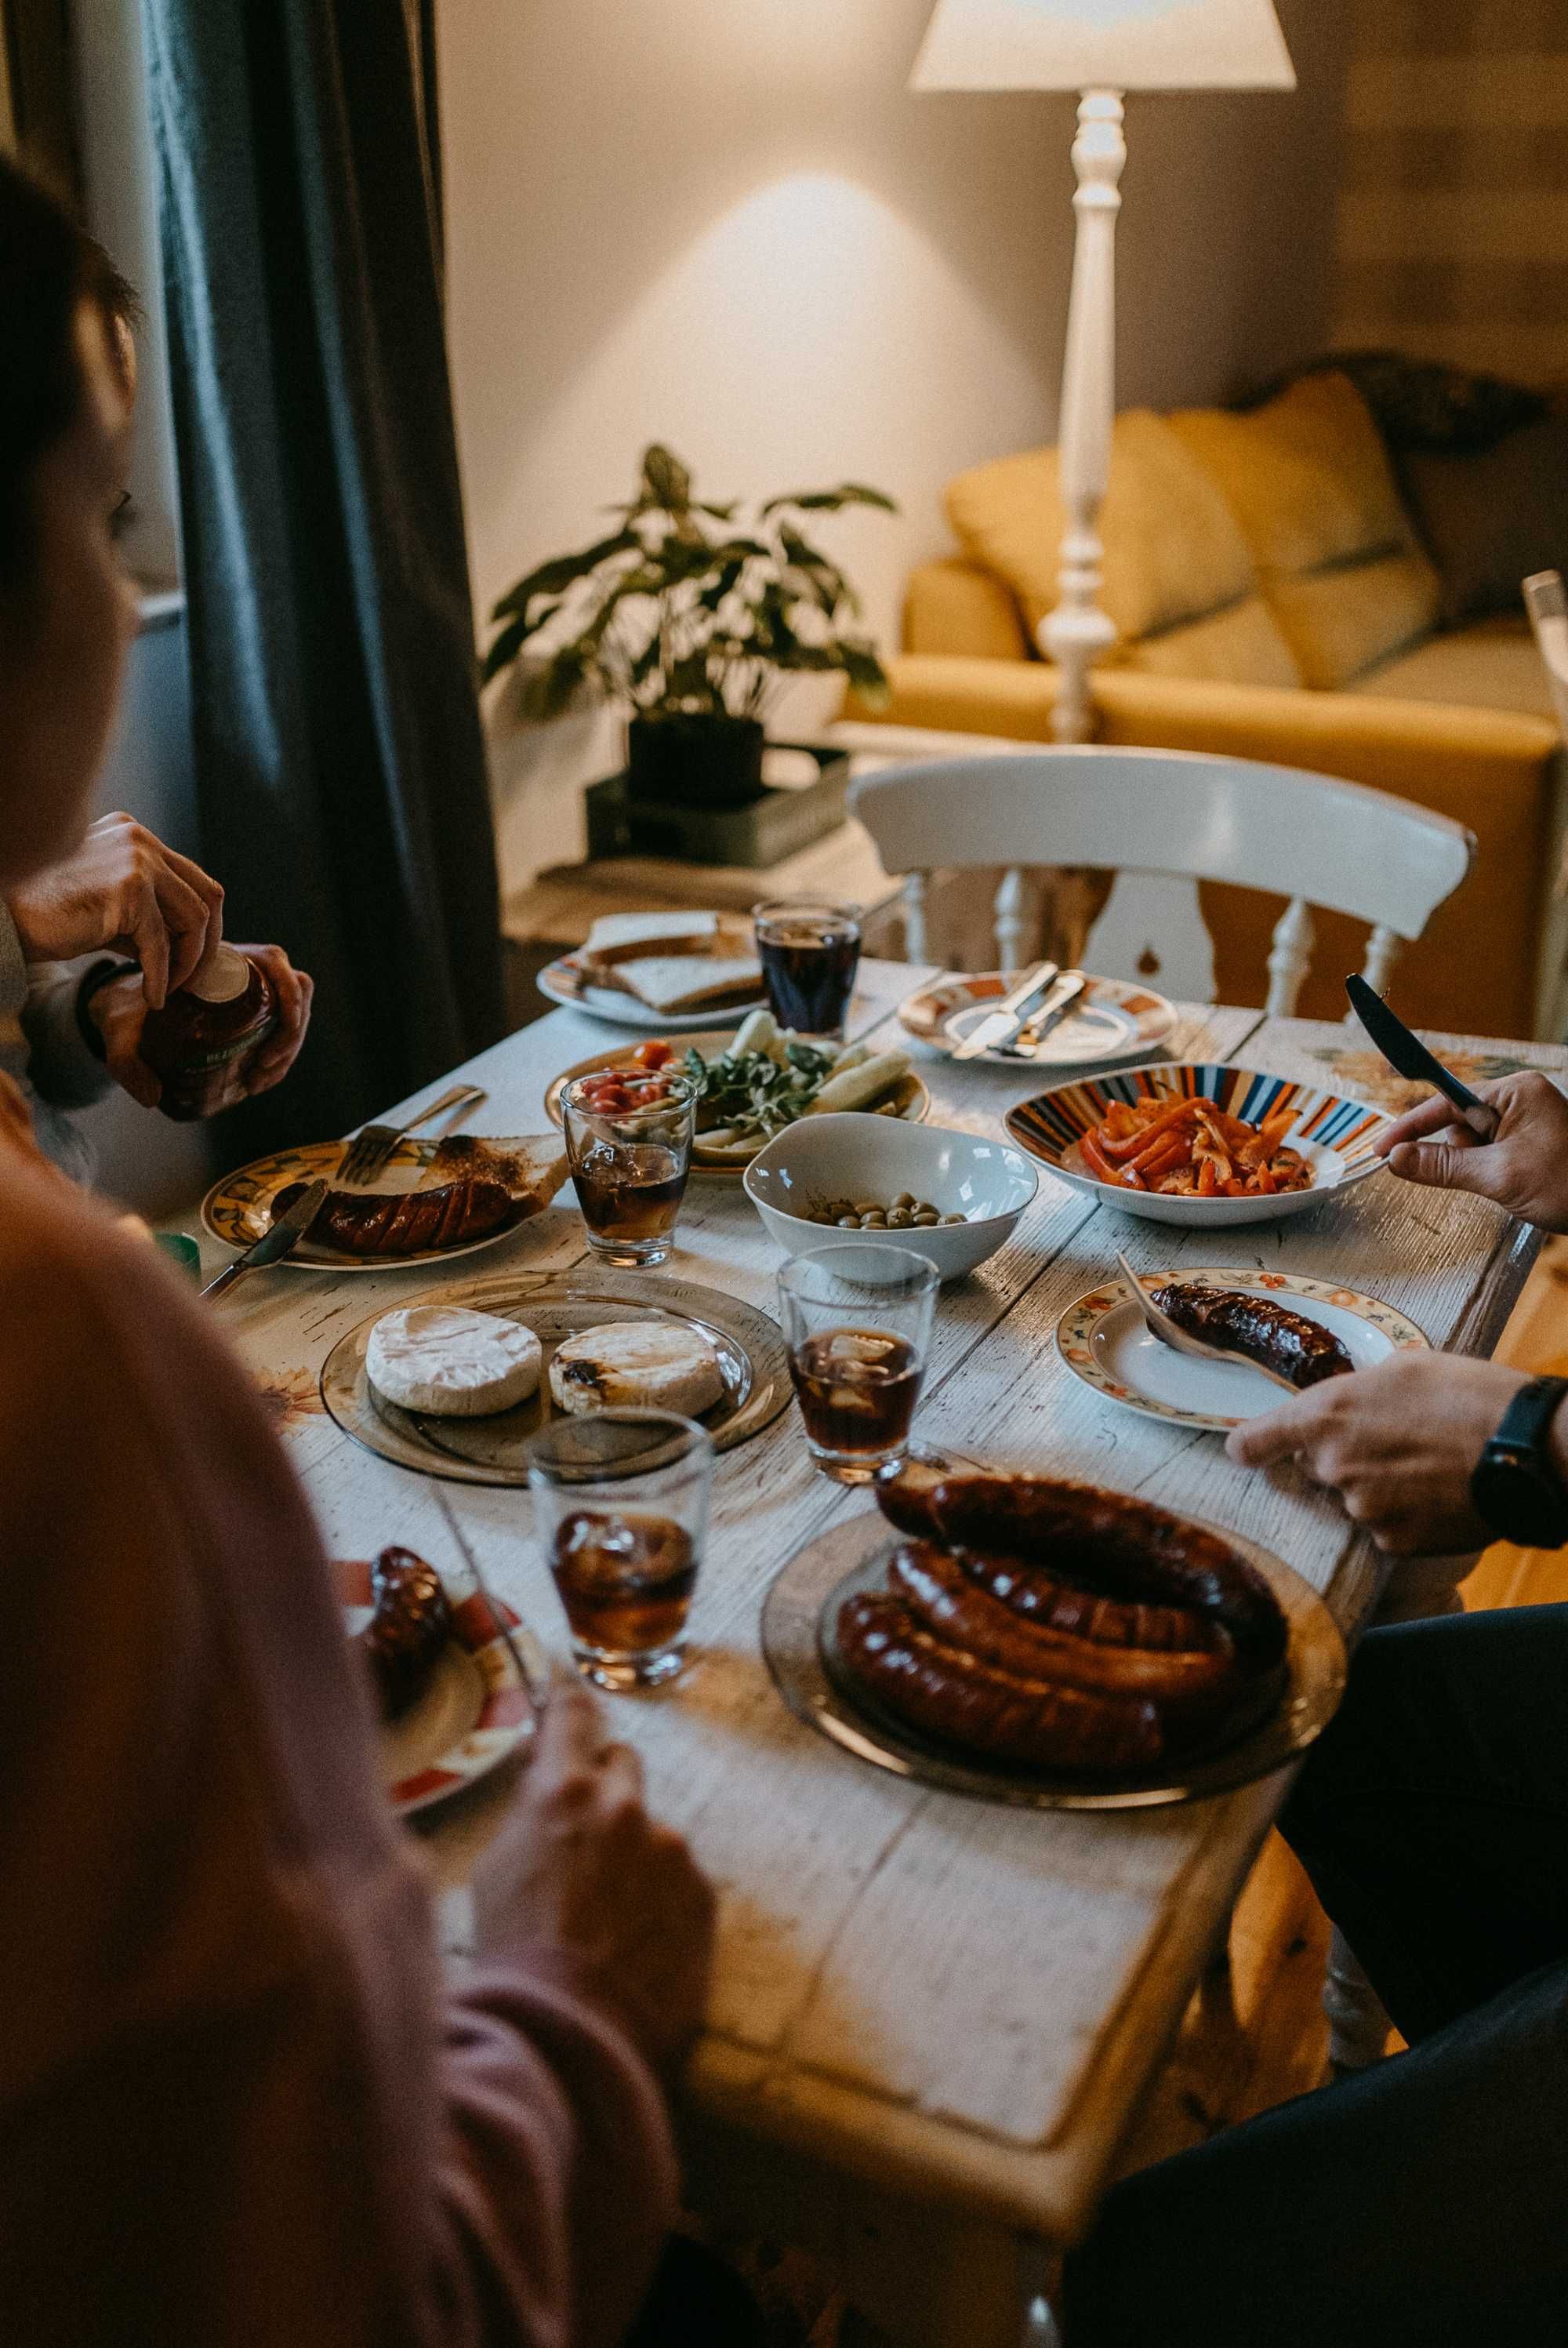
top-left (141, 0), bottom-right (505, 1159)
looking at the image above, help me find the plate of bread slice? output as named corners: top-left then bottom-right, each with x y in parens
top-left (536, 910), bottom-right (767, 1028)
top-left (202, 1132), bottom-right (571, 1270)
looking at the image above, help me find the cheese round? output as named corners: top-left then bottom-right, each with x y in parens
top-left (366, 1306), bottom-right (543, 1417)
top-left (548, 1320), bottom-right (725, 1419)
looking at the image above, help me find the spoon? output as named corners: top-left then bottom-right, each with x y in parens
top-left (1115, 1251), bottom-right (1299, 1394)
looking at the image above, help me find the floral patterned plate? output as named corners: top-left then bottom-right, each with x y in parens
top-left (338, 1557), bottom-right (546, 1816)
top-left (898, 971), bottom-right (1177, 1068)
top-left (1055, 1266), bottom-right (1430, 1434)
top-left (202, 1139), bottom-right (533, 1272)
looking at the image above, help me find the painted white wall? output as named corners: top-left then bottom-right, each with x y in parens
top-left (437, 0), bottom-right (1351, 904)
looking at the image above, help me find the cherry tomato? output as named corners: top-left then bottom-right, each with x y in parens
top-left (633, 1039), bottom-right (676, 1070)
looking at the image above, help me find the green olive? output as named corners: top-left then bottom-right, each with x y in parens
top-left (913, 1210), bottom-right (939, 1227)
top-left (837, 1214), bottom-right (859, 1230)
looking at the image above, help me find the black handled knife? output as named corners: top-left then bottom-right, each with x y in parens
top-left (1344, 975), bottom-right (1498, 1139)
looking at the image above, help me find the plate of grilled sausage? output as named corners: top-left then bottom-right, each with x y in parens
top-left (339, 1548), bottom-right (546, 1815)
top-left (761, 1462), bottom-right (1345, 1808)
top-left (1056, 1267), bottom-right (1430, 1434)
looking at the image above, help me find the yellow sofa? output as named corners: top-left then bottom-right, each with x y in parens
top-left (851, 372), bottom-right (1564, 1038)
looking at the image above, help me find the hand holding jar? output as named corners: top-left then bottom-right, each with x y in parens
top-left (89, 941), bottom-right (314, 1115)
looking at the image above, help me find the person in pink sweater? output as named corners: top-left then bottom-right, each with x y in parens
top-left (0, 152), bottom-right (714, 2346)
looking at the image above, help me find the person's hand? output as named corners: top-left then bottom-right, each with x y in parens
top-left (1377, 1071), bottom-right (1568, 1233)
top-left (473, 1679), bottom-right (714, 2072)
top-left (1227, 1352), bottom-right (1529, 1554)
top-left (234, 943), bottom-right (313, 1095)
top-left (5, 812), bottom-right (223, 1009)
top-left (85, 943), bottom-right (313, 1110)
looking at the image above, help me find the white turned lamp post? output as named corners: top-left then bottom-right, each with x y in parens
top-left (912, 0), bottom-right (1296, 744)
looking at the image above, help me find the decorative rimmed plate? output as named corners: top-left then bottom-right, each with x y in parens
top-left (201, 1139), bottom-right (535, 1273)
top-left (899, 971), bottom-right (1177, 1068)
top-left (321, 1268), bottom-right (791, 1485)
top-left (761, 1513), bottom-right (1345, 1812)
top-left (339, 1557), bottom-right (546, 1816)
top-left (1056, 1267), bottom-right (1431, 1434)
top-left (535, 954), bottom-right (767, 1030)
top-left (543, 1030), bottom-right (930, 1180)
top-left (1005, 1063), bottom-right (1391, 1228)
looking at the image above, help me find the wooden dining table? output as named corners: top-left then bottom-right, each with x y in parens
top-left (191, 963), bottom-right (1566, 2348)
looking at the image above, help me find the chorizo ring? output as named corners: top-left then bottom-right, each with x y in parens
top-left (898, 1476), bottom-right (1289, 1668)
top-left (836, 1594), bottom-right (1164, 1772)
top-left (887, 1540), bottom-right (1242, 1723)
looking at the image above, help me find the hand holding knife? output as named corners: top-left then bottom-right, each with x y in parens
top-left (1345, 974), bottom-right (1500, 1140)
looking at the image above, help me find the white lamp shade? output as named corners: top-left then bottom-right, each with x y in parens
top-left (911, 0), bottom-right (1296, 93)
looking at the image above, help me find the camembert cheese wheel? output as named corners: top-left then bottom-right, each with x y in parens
top-left (547, 1319), bottom-right (725, 1419)
top-left (366, 1306), bottom-right (543, 1417)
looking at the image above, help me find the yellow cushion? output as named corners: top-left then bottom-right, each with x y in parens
top-left (1169, 374), bottom-right (1441, 690)
top-left (1121, 595), bottom-right (1301, 688)
top-left (945, 411), bottom-right (1300, 685)
top-left (1357, 618), bottom-right (1561, 722)
top-left (903, 558), bottom-right (1030, 660)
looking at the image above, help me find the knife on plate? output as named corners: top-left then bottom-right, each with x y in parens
top-left (200, 1177), bottom-right (329, 1300)
top-left (1017, 971), bottom-right (1088, 1054)
top-left (951, 961), bottom-right (1059, 1062)
top-left (1344, 973), bottom-right (1498, 1140)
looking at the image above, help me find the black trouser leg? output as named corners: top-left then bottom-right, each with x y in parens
top-left (1062, 1605), bottom-right (1568, 2347)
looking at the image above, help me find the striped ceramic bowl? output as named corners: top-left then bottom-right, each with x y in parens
top-left (1005, 1063), bottom-right (1392, 1228)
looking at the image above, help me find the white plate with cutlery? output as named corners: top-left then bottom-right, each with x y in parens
top-left (898, 969), bottom-right (1177, 1069)
top-left (1054, 1267), bottom-right (1429, 1434)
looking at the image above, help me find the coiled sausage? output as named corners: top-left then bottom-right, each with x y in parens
top-left (837, 1593), bottom-right (1164, 1772)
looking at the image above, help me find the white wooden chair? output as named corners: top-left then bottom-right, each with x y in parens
top-left (848, 745), bottom-right (1474, 1016)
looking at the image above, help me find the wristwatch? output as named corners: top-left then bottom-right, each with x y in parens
top-left (1470, 1376), bottom-right (1568, 1547)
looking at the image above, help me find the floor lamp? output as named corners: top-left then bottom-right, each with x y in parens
top-left (912, 0), bottom-right (1296, 743)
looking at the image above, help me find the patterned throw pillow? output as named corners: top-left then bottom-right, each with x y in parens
top-left (1236, 351), bottom-right (1547, 457)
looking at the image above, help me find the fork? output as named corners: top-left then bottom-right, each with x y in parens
top-left (336, 1083), bottom-right (486, 1190)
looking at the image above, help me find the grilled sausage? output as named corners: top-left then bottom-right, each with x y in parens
top-left (274, 1177), bottom-right (519, 1256)
top-left (358, 1546), bottom-right (452, 1718)
top-left (887, 1540), bottom-right (1243, 1723)
top-left (1150, 1284), bottom-right (1353, 1390)
top-left (883, 1474), bottom-right (1288, 1668)
top-left (836, 1594), bottom-right (1164, 1772)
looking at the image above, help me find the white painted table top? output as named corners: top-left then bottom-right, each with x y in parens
top-left (183, 969), bottom-right (1566, 2248)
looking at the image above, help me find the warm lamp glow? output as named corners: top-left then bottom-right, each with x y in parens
top-left (911, 0), bottom-right (1297, 93)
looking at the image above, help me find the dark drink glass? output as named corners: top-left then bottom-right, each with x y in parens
top-left (753, 899), bottom-right (862, 1039)
top-left (778, 1244), bottom-right (939, 1483)
top-left (528, 1412), bottom-right (713, 1689)
top-left (561, 1070), bottom-right (696, 1267)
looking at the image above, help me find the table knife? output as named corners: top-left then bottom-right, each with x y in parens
top-left (1344, 974), bottom-right (1498, 1139)
top-left (200, 1177), bottom-right (329, 1300)
top-left (1017, 971), bottom-right (1088, 1054)
top-left (951, 960), bottom-right (1059, 1062)
top-left (433, 1485), bottom-right (540, 1718)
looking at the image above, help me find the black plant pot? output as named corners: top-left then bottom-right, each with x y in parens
top-left (626, 713), bottom-right (766, 810)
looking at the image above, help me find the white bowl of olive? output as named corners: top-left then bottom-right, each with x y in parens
top-left (743, 1112), bottom-right (1039, 1282)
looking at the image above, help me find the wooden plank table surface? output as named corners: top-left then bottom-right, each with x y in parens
top-left (181, 966), bottom-right (1566, 2348)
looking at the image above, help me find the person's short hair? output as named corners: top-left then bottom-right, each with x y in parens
top-left (0, 154), bottom-right (140, 583)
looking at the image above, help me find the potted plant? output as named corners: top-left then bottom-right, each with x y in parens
top-left (483, 445), bottom-right (895, 809)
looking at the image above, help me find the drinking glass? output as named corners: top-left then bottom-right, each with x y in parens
top-left (561, 1070), bottom-right (697, 1267)
top-left (778, 1242), bottom-right (940, 1484)
top-left (527, 1410), bottom-right (713, 1689)
top-left (753, 899), bottom-right (862, 1039)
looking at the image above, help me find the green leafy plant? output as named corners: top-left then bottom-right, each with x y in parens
top-left (483, 444), bottom-right (895, 723)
